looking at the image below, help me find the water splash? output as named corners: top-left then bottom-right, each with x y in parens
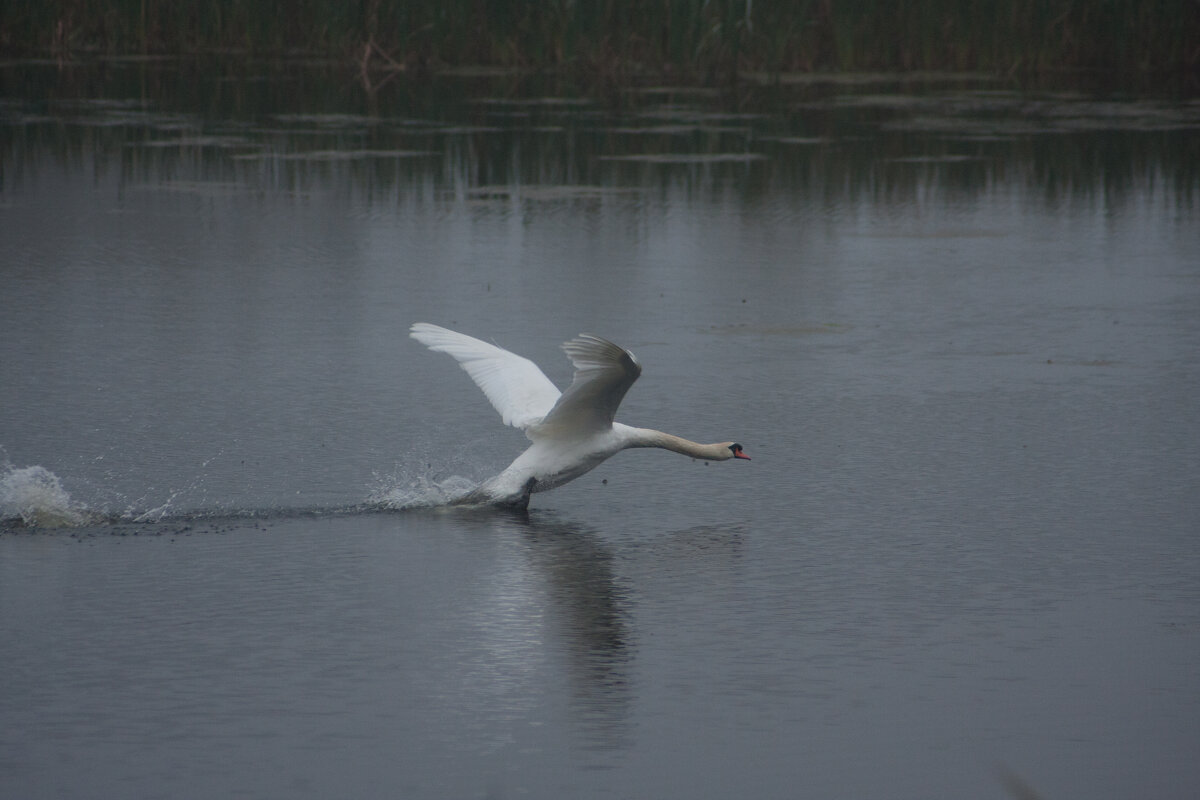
top-left (0, 455), bottom-right (492, 530)
top-left (369, 470), bottom-right (478, 510)
top-left (0, 464), bottom-right (89, 528)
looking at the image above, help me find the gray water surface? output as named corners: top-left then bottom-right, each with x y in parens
top-left (2, 62), bottom-right (1198, 799)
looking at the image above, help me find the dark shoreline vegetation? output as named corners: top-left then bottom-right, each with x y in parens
top-left (4, 1), bottom-right (1198, 87)
top-left (3, 58), bottom-right (1197, 212)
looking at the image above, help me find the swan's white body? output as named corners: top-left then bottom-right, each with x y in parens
top-left (410, 323), bottom-right (749, 508)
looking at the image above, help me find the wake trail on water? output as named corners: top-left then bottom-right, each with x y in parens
top-left (1, 458), bottom-right (487, 531)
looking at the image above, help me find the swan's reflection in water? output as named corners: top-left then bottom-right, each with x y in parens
top-left (483, 509), bottom-right (633, 751)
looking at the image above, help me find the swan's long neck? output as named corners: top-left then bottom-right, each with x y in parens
top-left (629, 428), bottom-right (734, 461)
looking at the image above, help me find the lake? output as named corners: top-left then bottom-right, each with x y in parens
top-left (2, 60), bottom-right (1198, 799)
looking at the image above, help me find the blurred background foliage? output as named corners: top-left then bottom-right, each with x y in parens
top-left (3, 1), bottom-right (1197, 83)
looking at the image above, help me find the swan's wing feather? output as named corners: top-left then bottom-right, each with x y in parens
top-left (410, 323), bottom-right (561, 429)
top-left (539, 334), bottom-right (642, 434)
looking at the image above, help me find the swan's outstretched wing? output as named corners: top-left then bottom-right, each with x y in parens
top-left (410, 323), bottom-right (561, 429)
top-left (538, 334), bottom-right (642, 435)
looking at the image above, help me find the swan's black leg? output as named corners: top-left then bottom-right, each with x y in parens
top-left (512, 476), bottom-right (537, 511)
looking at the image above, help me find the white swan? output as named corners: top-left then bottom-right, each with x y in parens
top-left (411, 323), bottom-right (749, 509)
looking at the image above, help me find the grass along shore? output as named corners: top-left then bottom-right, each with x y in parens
top-left (4, 1), bottom-right (1197, 82)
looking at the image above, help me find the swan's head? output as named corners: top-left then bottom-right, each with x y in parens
top-left (727, 443), bottom-right (751, 460)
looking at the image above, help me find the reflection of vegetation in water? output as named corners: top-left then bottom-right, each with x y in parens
top-left (1, 62), bottom-right (1196, 210)
top-left (5, 1), bottom-right (1198, 78)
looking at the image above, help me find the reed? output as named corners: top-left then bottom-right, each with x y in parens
top-left (4, 1), bottom-right (1196, 80)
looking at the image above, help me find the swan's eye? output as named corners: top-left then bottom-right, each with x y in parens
top-left (729, 443), bottom-right (741, 454)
